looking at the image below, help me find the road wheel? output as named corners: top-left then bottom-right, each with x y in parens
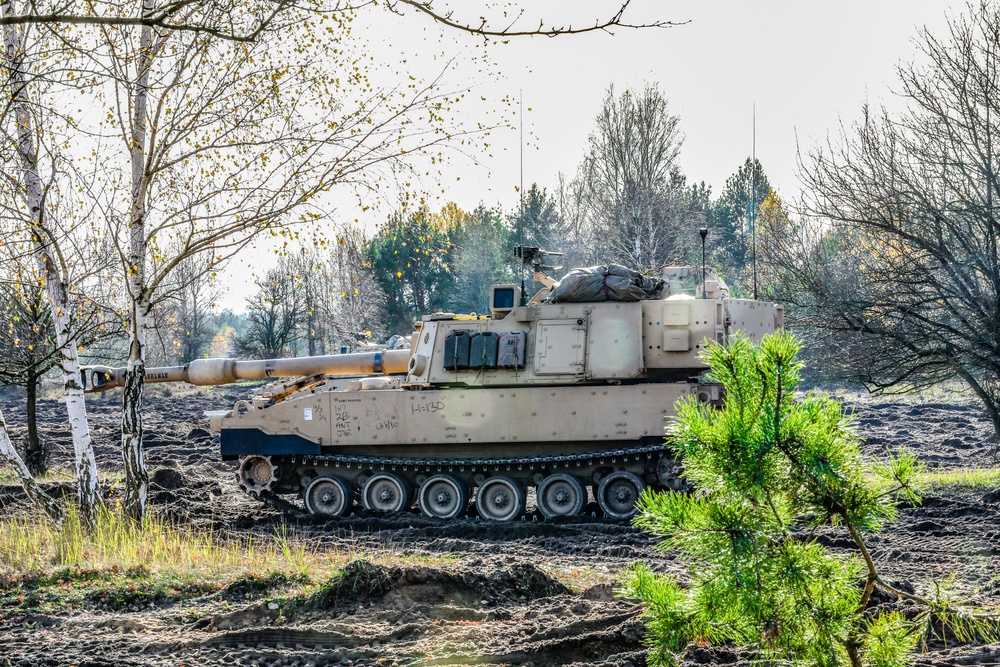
top-left (303, 475), bottom-right (352, 517)
top-left (362, 473), bottom-right (412, 513)
top-left (475, 476), bottom-right (525, 521)
top-left (536, 473), bottom-right (586, 519)
top-left (597, 471), bottom-right (645, 520)
top-left (417, 474), bottom-right (467, 519)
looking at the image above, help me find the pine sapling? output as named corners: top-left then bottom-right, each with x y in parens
top-left (623, 331), bottom-right (998, 667)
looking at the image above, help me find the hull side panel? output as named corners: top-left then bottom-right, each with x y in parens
top-left (221, 384), bottom-right (697, 457)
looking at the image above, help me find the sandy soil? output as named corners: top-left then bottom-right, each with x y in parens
top-left (1, 385), bottom-right (999, 666)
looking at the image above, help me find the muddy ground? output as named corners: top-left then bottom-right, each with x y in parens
top-left (1, 385), bottom-right (999, 666)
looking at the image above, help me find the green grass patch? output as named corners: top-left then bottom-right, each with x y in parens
top-left (867, 466), bottom-right (1000, 496)
top-left (0, 566), bottom-right (220, 613)
top-left (913, 467), bottom-right (1000, 492)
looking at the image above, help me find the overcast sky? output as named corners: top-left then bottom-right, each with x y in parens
top-left (221, 0), bottom-right (962, 310)
top-left (415, 0), bottom-right (960, 207)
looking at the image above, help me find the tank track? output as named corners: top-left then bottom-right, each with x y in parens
top-left (292, 442), bottom-right (668, 472)
top-left (247, 443), bottom-right (677, 521)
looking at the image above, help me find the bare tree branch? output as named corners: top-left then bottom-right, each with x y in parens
top-left (0, 0), bottom-right (299, 42)
top-left (389, 0), bottom-right (685, 37)
top-left (0, 0), bottom-right (683, 42)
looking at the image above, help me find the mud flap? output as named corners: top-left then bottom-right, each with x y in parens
top-left (220, 429), bottom-right (321, 460)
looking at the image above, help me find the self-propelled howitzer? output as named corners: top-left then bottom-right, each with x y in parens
top-left (85, 257), bottom-right (782, 521)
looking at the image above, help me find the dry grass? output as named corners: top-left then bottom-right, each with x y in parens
top-left (0, 506), bottom-right (454, 583)
top-left (0, 468), bottom-right (122, 485)
top-left (543, 564), bottom-right (617, 593)
top-left (0, 506), bottom-right (469, 615)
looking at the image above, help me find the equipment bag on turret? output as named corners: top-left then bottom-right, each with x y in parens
top-left (547, 264), bottom-right (664, 303)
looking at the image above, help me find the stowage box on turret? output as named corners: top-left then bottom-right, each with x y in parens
top-left (85, 250), bottom-right (782, 521)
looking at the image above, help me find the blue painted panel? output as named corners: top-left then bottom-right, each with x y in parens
top-left (220, 429), bottom-right (321, 459)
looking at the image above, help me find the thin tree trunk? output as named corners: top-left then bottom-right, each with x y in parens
top-left (121, 334), bottom-right (147, 521)
top-left (25, 373), bottom-right (44, 476)
top-left (952, 364), bottom-right (1000, 448)
top-left (120, 3), bottom-right (155, 522)
top-left (2, 0), bottom-right (100, 526)
top-left (0, 407), bottom-right (62, 524)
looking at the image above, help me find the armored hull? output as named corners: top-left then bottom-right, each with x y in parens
top-left (221, 381), bottom-right (708, 520)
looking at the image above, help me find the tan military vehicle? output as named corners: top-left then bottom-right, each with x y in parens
top-left (85, 249), bottom-right (781, 521)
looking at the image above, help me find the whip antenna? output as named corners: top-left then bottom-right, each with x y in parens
top-left (751, 103), bottom-right (758, 300)
top-left (518, 89), bottom-right (527, 306)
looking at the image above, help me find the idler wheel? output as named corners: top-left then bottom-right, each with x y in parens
top-left (237, 455), bottom-right (278, 498)
top-left (362, 473), bottom-right (412, 513)
top-left (536, 473), bottom-right (586, 519)
top-left (597, 471), bottom-right (645, 520)
top-left (475, 476), bottom-right (525, 522)
top-left (417, 474), bottom-right (467, 519)
top-left (303, 475), bottom-right (352, 517)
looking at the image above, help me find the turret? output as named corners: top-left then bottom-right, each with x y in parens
top-left (82, 251), bottom-right (781, 395)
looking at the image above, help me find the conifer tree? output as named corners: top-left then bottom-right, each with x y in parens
top-left (625, 332), bottom-right (997, 667)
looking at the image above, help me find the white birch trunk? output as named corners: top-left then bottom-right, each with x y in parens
top-left (0, 408), bottom-right (62, 524)
top-left (121, 307), bottom-right (148, 522)
top-left (1, 0), bottom-right (100, 526)
top-left (120, 5), bottom-right (155, 522)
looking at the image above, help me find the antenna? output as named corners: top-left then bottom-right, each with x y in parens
top-left (751, 103), bottom-right (758, 300)
top-left (699, 227), bottom-right (708, 299)
top-left (518, 90), bottom-right (527, 306)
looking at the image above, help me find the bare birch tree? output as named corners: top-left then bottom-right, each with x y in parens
top-left (0, 1), bottom-right (103, 525)
top-left (571, 83), bottom-right (693, 270)
top-left (73, 4), bottom-right (498, 519)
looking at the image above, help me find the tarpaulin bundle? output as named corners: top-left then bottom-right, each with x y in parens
top-left (547, 264), bottom-right (664, 302)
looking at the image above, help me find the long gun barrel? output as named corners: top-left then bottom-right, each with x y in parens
top-left (82, 349), bottom-right (412, 393)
